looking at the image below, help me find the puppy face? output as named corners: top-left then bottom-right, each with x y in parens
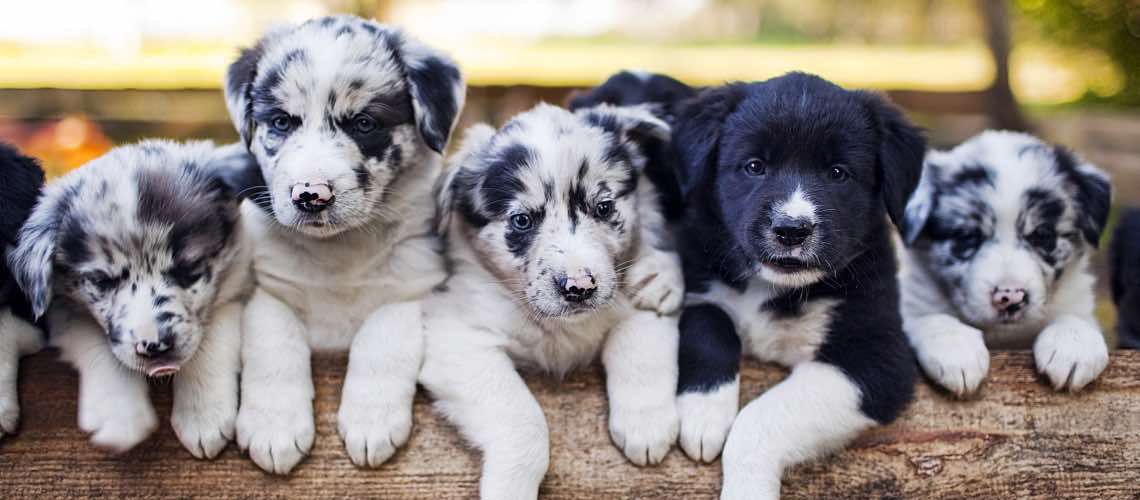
top-left (674, 73), bottom-right (925, 287)
top-left (902, 131), bottom-right (1111, 328)
top-left (7, 141), bottom-right (247, 376)
top-left (438, 104), bottom-right (669, 318)
top-left (224, 15), bottom-right (464, 238)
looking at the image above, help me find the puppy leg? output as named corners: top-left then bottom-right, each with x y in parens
top-left (0, 308), bottom-right (43, 438)
top-left (627, 248), bottom-right (684, 315)
top-left (172, 300), bottom-right (242, 459)
top-left (676, 304), bottom-right (741, 463)
top-left (338, 300), bottom-right (422, 468)
top-left (603, 309), bottom-right (679, 465)
top-left (51, 310), bottom-right (156, 453)
top-left (905, 313), bottom-right (990, 396)
top-left (236, 289), bottom-right (314, 474)
top-left (420, 338), bottom-right (548, 500)
top-left (1034, 314), bottom-right (1109, 391)
top-left (720, 362), bottom-right (875, 500)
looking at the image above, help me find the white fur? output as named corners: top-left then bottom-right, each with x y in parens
top-left (677, 379), bottom-right (739, 463)
top-left (776, 186), bottom-right (816, 223)
top-left (0, 308), bottom-right (42, 439)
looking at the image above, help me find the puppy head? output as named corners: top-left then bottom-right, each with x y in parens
top-left (902, 131), bottom-right (1111, 327)
top-left (437, 103), bottom-right (669, 318)
top-left (7, 141), bottom-right (248, 376)
top-left (224, 15), bottom-right (465, 238)
top-left (674, 72), bottom-right (925, 287)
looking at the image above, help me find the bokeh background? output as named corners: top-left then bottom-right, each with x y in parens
top-left (0, 0), bottom-right (1136, 339)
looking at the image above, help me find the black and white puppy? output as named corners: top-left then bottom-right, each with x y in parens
top-left (0, 143), bottom-right (45, 441)
top-left (6, 140), bottom-right (253, 456)
top-left (900, 131), bottom-right (1112, 394)
top-left (223, 15), bottom-right (465, 473)
top-left (585, 71), bottom-right (924, 498)
top-left (420, 103), bottom-right (683, 499)
top-left (1112, 207), bottom-right (1140, 349)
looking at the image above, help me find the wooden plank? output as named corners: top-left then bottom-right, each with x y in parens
top-left (1, 351), bottom-right (1138, 498)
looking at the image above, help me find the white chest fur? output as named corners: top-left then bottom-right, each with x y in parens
top-left (688, 279), bottom-right (836, 366)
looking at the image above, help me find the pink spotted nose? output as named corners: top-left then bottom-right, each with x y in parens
top-left (291, 181), bottom-right (334, 213)
top-left (992, 286), bottom-right (1028, 315)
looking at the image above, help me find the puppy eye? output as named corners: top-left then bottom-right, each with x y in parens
top-left (829, 165), bottom-right (850, 182)
top-left (353, 114), bottom-right (377, 134)
top-left (951, 231), bottom-right (984, 260)
top-left (595, 200), bottom-right (614, 220)
top-left (271, 114), bottom-right (293, 133)
top-left (743, 159), bottom-right (766, 176)
top-left (85, 272), bottom-right (121, 292)
top-left (1027, 226), bottom-right (1057, 247)
top-left (165, 263), bottom-right (205, 288)
top-left (510, 213), bottom-right (533, 231)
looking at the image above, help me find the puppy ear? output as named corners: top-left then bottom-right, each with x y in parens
top-left (860, 91), bottom-right (927, 231)
top-left (1054, 146), bottom-right (1112, 247)
top-left (576, 104), bottom-right (671, 164)
top-left (434, 123), bottom-right (496, 235)
top-left (395, 31), bottom-right (466, 154)
top-left (673, 85), bottom-right (743, 199)
top-left (900, 156), bottom-right (942, 246)
top-left (224, 43), bottom-right (265, 149)
top-left (6, 185), bottom-right (68, 319)
top-left (0, 144), bottom-right (45, 247)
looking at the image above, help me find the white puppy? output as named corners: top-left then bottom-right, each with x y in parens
top-left (900, 131), bottom-right (1112, 395)
top-left (420, 103), bottom-right (683, 499)
top-left (222, 15), bottom-right (465, 473)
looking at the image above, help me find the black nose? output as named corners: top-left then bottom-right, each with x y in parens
top-left (135, 339), bottom-right (173, 358)
top-left (556, 274), bottom-right (596, 303)
top-left (772, 218), bottom-right (814, 247)
top-left (293, 191), bottom-right (330, 213)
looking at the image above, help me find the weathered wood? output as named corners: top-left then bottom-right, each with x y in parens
top-left (1, 351), bottom-right (1138, 499)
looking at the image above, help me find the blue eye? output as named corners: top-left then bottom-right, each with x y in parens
top-left (271, 115), bottom-right (293, 132)
top-left (353, 114), bottom-right (377, 134)
top-left (510, 213), bottom-right (533, 231)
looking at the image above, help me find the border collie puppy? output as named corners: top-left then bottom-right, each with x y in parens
top-left (0, 144), bottom-right (45, 440)
top-left (900, 131), bottom-right (1112, 394)
top-left (421, 103), bottom-right (683, 499)
top-left (6, 140), bottom-right (253, 456)
top-left (222, 15), bottom-right (465, 473)
top-left (1112, 208), bottom-right (1140, 349)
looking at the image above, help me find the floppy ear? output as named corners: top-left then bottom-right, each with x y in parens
top-left (223, 43), bottom-right (265, 148)
top-left (672, 85), bottom-right (743, 199)
top-left (396, 32), bottom-right (467, 154)
top-left (1054, 146), bottom-right (1112, 247)
top-left (860, 91), bottom-right (927, 231)
top-left (900, 156), bottom-right (942, 245)
top-left (6, 185), bottom-right (68, 319)
top-left (434, 123), bottom-right (496, 235)
top-left (576, 104), bottom-right (671, 164)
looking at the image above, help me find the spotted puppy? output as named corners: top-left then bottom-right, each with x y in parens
top-left (421, 103), bottom-right (683, 499)
top-left (900, 131), bottom-right (1112, 394)
top-left (223, 15), bottom-right (465, 473)
top-left (6, 140), bottom-right (253, 455)
top-left (0, 144), bottom-right (45, 441)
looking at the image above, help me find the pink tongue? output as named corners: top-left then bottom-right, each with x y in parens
top-left (147, 365), bottom-right (180, 377)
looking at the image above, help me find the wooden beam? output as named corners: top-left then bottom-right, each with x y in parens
top-left (1, 351), bottom-right (1138, 498)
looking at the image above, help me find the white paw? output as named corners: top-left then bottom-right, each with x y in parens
top-left (915, 324), bottom-right (990, 397)
top-left (78, 391), bottom-right (158, 453)
top-left (1034, 318), bottom-right (1109, 392)
top-left (236, 398), bottom-right (315, 475)
top-left (337, 394), bottom-right (413, 468)
top-left (172, 385), bottom-right (238, 459)
top-left (677, 386), bottom-right (738, 463)
top-left (0, 389), bottom-right (18, 440)
top-left (628, 251), bottom-right (684, 315)
top-left (609, 398), bottom-right (678, 466)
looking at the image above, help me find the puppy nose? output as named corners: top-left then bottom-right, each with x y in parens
top-left (992, 286), bottom-right (1029, 313)
top-left (772, 217), bottom-right (814, 247)
top-left (291, 181), bottom-right (334, 213)
top-left (556, 271), bottom-right (596, 303)
top-left (134, 339), bottom-right (172, 358)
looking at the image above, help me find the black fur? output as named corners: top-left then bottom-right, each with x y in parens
top-left (0, 143), bottom-right (44, 325)
top-left (1112, 207), bottom-right (1140, 349)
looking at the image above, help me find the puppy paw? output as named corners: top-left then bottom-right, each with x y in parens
top-left (677, 388), bottom-right (738, 463)
top-left (915, 324), bottom-right (990, 397)
top-left (1034, 318), bottom-right (1108, 392)
top-left (337, 394), bottom-right (413, 468)
top-left (172, 386), bottom-right (238, 459)
top-left (78, 392), bottom-right (158, 453)
top-left (0, 390), bottom-right (18, 440)
top-left (609, 399), bottom-right (678, 466)
top-left (236, 400), bottom-right (315, 475)
top-left (628, 251), bottom-right (684, 315)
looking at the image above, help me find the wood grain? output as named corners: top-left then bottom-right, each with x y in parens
top-left (1, 351), bottom-right (1138, 499)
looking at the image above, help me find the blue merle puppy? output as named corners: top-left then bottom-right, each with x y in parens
top-left (7, 141), bottom-right (254, 456)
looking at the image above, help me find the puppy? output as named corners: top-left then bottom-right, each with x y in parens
top-left (1112, 208), bottom-right (1140, 349)
top-left (222, 15), bottom-right (465, 473)
top-left (900, 131), bottom-right (1112, 395)
top-left (420, 103), bottom-right (683, 499)
top-left (6, 140), bottom-right (253, 455)
top-left (0, 143), bottom-right (45, 440)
